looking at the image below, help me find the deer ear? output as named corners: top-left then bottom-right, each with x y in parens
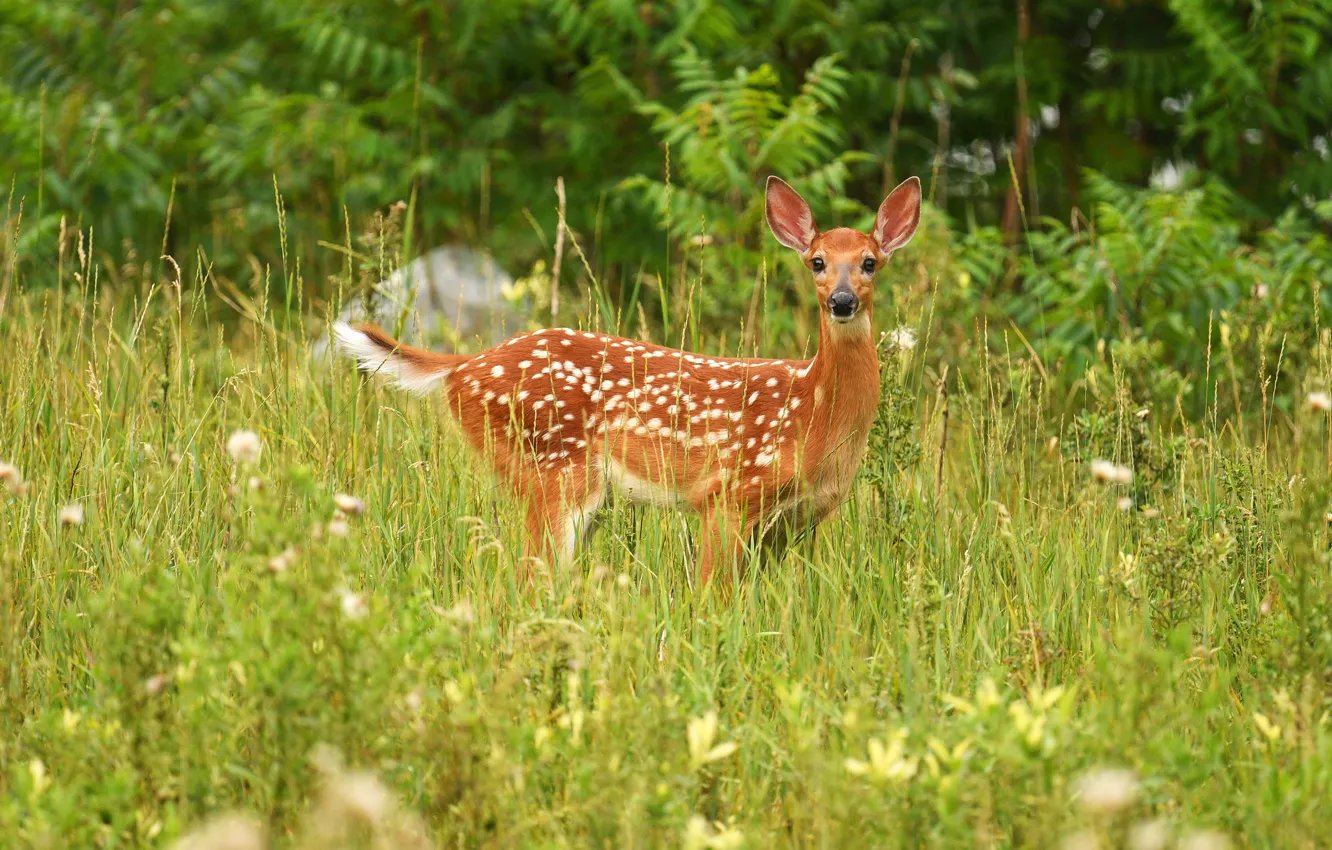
top-left (873, 176), bottom-right (922, 255)
top-left (765, 176), bottom-right (817, 253)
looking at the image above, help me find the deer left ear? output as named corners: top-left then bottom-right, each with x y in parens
top-left (873, 176), bottom-right (922, 255)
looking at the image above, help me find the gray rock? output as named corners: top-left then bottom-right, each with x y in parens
top-left (314, 245), bottom-right (526, 357)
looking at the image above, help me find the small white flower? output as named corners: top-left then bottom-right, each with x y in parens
top-left (333, 493), bottom-right (365, 515)
top-left (1090, 459), bottom-right (1133, 485)
top-left (144, 673), bottom-right (170, 696)
top-left (1117, 496), bottom-right (1135, 511)
top-left (327, 518), bottom-right (350, 538)
top-left (1076, 767), bottom-right (1139, 815)
top-left (59, 503), bottom-right (85, 527)
top-left (226, 430), bottom-right (263, 465)
top-left (1307, 392), bottom-right (1332, 412)
top-left (886, 326), bottom-right (917, 352)
top-left (1253, 283), bottom-right (1269, 300)
top-left (340, 590), bottom-right (368, 620)
top-left (616, 573), bottom-right (631, 589)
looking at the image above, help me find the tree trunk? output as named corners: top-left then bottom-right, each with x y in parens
top-left (1002, 0), bottom-right (1032, 241)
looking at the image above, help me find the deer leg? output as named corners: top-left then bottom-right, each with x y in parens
top-left (695, 501), bottom-right (752, 595)
top-left (523, 460), bottom-right (604, 571)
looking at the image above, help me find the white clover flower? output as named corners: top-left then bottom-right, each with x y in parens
top-left (226, 430), bottom-right (262, 465)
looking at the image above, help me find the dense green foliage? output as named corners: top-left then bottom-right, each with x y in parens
top-left (3, 1), bottom-right (1330, 382)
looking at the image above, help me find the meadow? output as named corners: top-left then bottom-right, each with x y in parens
top-left (3, 202), bottom-right (1330, 850)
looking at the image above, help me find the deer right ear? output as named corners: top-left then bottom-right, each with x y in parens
top-left (765, 176), bottom-right (817, 254)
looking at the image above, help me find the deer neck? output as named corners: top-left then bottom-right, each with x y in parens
top-left (802, 311), bottom-right (881, 481)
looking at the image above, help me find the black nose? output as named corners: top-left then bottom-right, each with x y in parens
top-left (827, 289), bottom-right (858, 318)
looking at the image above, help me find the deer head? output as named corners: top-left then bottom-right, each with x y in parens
top-left (765, 176), bottom-right (922, 336)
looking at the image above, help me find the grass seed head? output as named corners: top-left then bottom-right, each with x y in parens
top-left (226, 430), bottom-right (263, 465)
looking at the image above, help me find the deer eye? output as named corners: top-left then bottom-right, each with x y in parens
top-left (862, 258), bottom-right (876, 275)
top-left (811, 257), bottom-right (825, 273)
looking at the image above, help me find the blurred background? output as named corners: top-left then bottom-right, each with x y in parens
top-left (2, 0), bottom-right (1330, 410)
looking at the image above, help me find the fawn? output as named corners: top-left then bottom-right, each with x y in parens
top-left (334, 175), bottom-right (921, 588)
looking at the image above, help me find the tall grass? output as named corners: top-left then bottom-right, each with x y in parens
top-left (1, 214), bottom-right (1329, 849)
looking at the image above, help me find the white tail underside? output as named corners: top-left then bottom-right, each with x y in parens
top-left (331, 322), bottom-right (450, 395)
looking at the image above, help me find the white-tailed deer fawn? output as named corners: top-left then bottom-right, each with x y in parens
top-left (335, 175), bottom-right (921, 589)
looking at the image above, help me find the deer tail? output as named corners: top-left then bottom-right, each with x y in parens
top-left (332, 322), bottom-right (466, 395)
